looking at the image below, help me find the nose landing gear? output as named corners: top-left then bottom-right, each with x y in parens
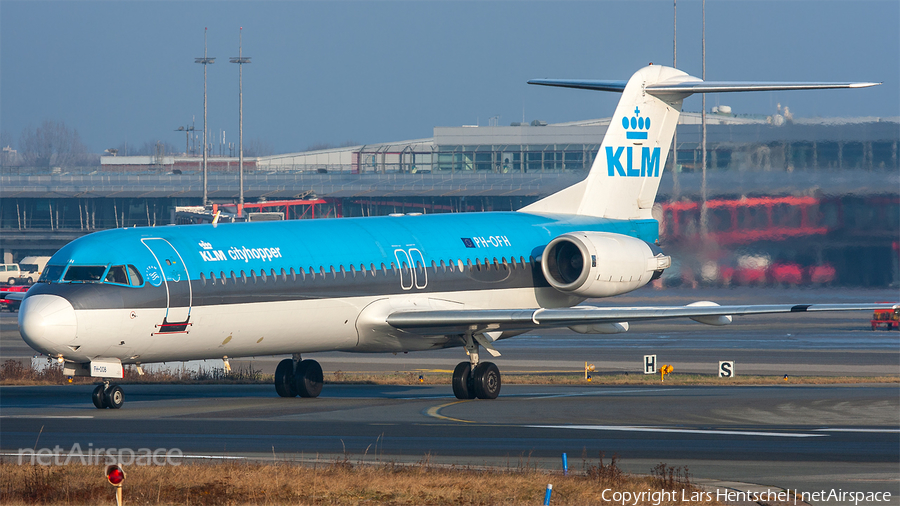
top-left (92, 381), bottom-right (124, 409)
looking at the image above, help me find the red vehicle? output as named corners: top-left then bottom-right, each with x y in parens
top-left (871, 306), bottom-right (900, 330)
top-left (808, 264), bottom-right (837, 285)
top-left (768, 262), bottom-right (804, 285)
top-left (0, 286), bottom-right (28, 312)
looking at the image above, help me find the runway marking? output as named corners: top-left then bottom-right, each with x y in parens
top-left (395, 395), bottom-right (461, 400)
top-left (395, 389), bottom-right (669, 401)
top-left (814, 428), bottom-right (900, 433)
top-left (0, 415), bottom-right (94, 419)
top-left (425, 400), bottom-right (476, 423)
top-left (522, 388), bottom-right (674, 400)
top-left (526, 425), bottom-right (826, 438)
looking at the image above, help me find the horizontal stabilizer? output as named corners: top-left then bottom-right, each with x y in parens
top-left (527, 79), bottom-right (628, 92)
top-left (646, 80), bottom-right (882, 94)
top-left (528, 77), bottom-right (880, 96)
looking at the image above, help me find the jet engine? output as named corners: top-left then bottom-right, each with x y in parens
top-left (541, 232), bottom-right (670, 298)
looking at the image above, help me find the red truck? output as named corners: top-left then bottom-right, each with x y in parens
top-left (871, 305), bottom-right (900, 330)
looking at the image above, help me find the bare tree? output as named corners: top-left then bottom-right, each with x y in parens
top-left (18, 120), bottom-right (89, 168)
top-left (0, 130), bottom-right (13, 150)
top-left (305, 141), bottom-right (334, 152)
top-left (243, 137), bottom-right (275, 157)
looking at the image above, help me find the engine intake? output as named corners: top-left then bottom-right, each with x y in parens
top-left (542, 232), bottom-right (670, 298)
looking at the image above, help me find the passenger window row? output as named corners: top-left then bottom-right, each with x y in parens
top-left (198, 256), bottom-right (535, 286)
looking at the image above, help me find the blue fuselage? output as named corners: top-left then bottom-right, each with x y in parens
top-left (21, 211), bottom-right (659, 362)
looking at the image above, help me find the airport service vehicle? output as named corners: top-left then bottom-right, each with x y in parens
top-left (871, 306), bottom-right (900, 330)
top-left (1, 264), bottom-right (23, 285)
top-left (18, 256), bottom-right (51, 285)
top-left (17, 65), bottom-right (892, 409)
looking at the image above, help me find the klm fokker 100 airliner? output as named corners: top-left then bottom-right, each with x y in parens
top-left (18, 65), bottom-right (891, 409)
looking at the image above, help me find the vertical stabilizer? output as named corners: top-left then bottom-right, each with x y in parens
top-left (521, 65), bottom-right (690, 220)
top-left (520, 65), bottom-right (877, 220)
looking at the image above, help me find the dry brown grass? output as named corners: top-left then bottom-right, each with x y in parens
top-left (0, 360), bottom-right (263, 386)
top-left (0, 455), bottom-right (724, 506)
top-left (3, 359), bottom-right (895, 387)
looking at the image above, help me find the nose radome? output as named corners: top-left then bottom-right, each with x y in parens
top-left (18, 294), bottom-right (77, 354)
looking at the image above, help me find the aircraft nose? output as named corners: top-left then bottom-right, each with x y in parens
top-left (18, 294), bottom-right (77, 353)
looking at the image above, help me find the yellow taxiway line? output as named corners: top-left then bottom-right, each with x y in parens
top-left (424, 400), bottom-right (475, 423)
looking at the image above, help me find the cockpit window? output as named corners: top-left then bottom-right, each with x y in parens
top-left (105, 265), bottom-right (129, 285)
top-left (126, 265), bottom-right (143, 286)
top-left (63, 266), bottom-right (107, 282)
top-left (38, 265), bottom-right (65, 283)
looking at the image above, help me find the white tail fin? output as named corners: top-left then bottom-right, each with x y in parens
top-left (520, 65), bottom-right (879, 220)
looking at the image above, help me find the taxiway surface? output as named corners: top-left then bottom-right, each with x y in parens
top-left (1, 383), bottom-right (898, 504)
top-left (1, 287), bottom-right (898, 504)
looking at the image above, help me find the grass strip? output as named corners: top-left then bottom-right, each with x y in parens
top-left (0, 456), bottom-right (727, 506)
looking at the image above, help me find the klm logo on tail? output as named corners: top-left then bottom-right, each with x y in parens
top-left (606, 107), bottom-right (660, 178)
top-left (624, 107), bottom-right (650, 139)
top-left (606, 146), bottom-right (661, 177)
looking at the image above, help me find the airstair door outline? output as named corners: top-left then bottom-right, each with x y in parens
top-left (394, 249), bottom-right (413, 290)
top-left (409, 248), bottom-right (427, 289)
top-left (142, 238), bottom-right (192, 325)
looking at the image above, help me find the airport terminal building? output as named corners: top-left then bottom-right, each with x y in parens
top-left (2, 112), bottom-right (898, 286)
top-left (98, 112), bottom-right (899, 175)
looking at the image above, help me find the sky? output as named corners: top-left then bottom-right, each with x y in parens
top-left (1, 1), bottom-right (898, 155)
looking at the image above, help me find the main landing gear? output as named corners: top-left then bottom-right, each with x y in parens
top-left (452, 335), bottom-right (501, 400)
top-left (274, 354), bottom-right (323, 398)
top-left (92, 381), bottom-right (124, 409)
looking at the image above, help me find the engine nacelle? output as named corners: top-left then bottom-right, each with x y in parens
top-left (541, 232), bottom-right (670, 298)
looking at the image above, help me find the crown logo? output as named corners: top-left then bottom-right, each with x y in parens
top-left (622, 107), bottom-right (650, 139)
top-left (198, 240), bottom-right (213, 250)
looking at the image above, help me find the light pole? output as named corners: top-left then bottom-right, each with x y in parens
top-left (175, 125), bottom-right (195, 155)
top-left (700, 0), bottom-right (708, 237)
top-left (230, 28), bottom-right (251, 215)
top-left (672, 0), bottom-right (679, 199)
top-left (195, 28), bottom-right (215, 207)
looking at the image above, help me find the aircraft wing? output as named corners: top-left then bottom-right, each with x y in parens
top-left (386, 303), bottom-right (896, 335)
top-left (1, 291), bottom-right (26, 302)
